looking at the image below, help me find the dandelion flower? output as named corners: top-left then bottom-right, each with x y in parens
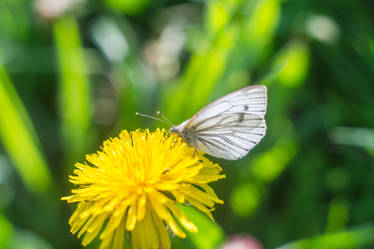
top-left (62, 128), bottom-right (225, 249)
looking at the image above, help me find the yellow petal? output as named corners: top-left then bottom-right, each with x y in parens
top-left (167, 203), bottom-right (198, 233)
top-left (125, 203), bottom-right (137, 231)
top-left (136, 195), bottom-right (147, 221)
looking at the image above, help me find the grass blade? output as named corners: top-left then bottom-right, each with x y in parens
top-left (0, 65), bottom-right (52, 194)
top-left (53, 17), bottom-right (92, 162)
top-left (276, 224), bottom-right (374, 249)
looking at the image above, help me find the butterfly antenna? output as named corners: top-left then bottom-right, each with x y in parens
top-left (135, 112), bottom-right (170, 126)
top-left (157, 111), bottom-right (175, 127)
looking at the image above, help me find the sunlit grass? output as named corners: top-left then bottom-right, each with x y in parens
top-left (0, 66), bottom-right (52, 194)
top-left (274, 41), bottom-right (310, 88)
top-left (0, 213), bottom-right (13, 248)
top-left (277, 224), bottom-right (374, 249)
top-left (53, 17), bottom-right (92, 162)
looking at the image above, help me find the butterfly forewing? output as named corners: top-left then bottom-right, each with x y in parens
top-left (185, 85), bottom-right (267, 160)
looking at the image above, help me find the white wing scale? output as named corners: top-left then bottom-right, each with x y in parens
top-left (180, 85), bottom-right (267, 160)
top-left (189, 85), bottom-right (267, 125)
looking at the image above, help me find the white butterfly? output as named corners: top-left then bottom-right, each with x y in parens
top-left (169, 85), bottom-right (267, 160)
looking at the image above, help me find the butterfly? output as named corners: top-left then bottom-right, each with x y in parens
top-left (137, 85), bottom-right (267, 160)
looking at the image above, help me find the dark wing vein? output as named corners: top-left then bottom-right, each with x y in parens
top-left (194, 114), bottom-right (262, 131)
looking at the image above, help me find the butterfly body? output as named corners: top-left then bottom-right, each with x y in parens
top-left (170, 85), bottom-right (267, 160)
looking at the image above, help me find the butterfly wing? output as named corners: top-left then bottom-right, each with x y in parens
top-left (186, 85), bottom-right (267, 160)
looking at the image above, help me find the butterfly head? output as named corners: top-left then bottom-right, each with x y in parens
top-left (169, 126), bottom-right (179, 134)
top-left (169, 120), bottom-right (192, 142)
top-left (169, 123), bottom-right (183, 135)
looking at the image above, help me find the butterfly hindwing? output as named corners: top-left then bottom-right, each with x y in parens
top-left (193, 115), bottom-right (266, 160)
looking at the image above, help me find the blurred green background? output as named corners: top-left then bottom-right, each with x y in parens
top-left (1, 0), bottom-right (374, 249)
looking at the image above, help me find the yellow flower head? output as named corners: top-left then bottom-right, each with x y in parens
top-left (62, 129), bottom-right (225, 249)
